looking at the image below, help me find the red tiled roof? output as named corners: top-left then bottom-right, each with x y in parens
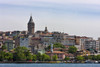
top-left (65, 53), bottom-right (74, 56)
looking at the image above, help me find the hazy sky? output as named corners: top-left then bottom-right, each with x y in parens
top-left (0, 0), bottom-right (100, 39)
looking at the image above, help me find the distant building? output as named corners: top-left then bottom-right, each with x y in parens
top-left (52, 32), bottom-right (65, 43)
top-left (75, 36), bottom-right (93, 51)
top-left (3, 40), bottom-right (15, 51)
top-left (29, 37), bottom-right (45, 54)
top-left (20, 36), bottom-right (29, 48)
top-left (11, 31), bottom-right (21, 36)
top-left (84, 40), bottom-right (99, 53)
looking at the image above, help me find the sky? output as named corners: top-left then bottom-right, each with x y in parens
top-left (0, 0), bottom-right (100, 39)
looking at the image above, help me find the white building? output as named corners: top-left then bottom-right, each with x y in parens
top-left (20, 37), bottom-right (29, 48)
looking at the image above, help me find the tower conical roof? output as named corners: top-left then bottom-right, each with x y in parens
top-left (28, 16), bottom-right (34, 23)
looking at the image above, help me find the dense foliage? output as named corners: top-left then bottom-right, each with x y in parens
top-left (52, 55), bottom-right (58, 61)
top-left (53, 43), bottom-right (65, 48)
top-left (2, 45), bottom-right (7, 50)
top-left (64, 57), bottom-right (70, 61)
top-left (0, 46), bottom-right (50, 61)
top-left (0, 51), bottom-right (13, 61)
top-left (1, 46), bottom-right (100, 62)
top-left (46, 43), bottom-right (65, 50)
top-left (68, 46), bottom-right (77, 54)
top-left (76, 56), bottom-right (84, 61)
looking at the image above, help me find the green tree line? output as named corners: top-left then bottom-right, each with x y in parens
top-left (0, 46), bottom-right (58, 61)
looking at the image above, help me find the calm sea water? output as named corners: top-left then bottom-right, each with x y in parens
top-left (0, 63), bottom-right (100, 67)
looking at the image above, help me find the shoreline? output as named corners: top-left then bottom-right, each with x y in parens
top-left (0, 61), bottom-right (99, 64)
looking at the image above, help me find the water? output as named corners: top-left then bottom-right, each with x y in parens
top-left (0, 63), bottom-right (100, 67)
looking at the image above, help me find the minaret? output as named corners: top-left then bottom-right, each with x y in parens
top-left (51, 43), bottom-right (53, 53)
top-left (28, 16), bottom-right (35, 35)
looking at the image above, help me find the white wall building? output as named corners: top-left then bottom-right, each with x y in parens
top-left (20, 37), bottom-right (29, 48)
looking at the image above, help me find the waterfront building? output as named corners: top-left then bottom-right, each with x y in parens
top-left (46, 51), bottom-right (65, 60)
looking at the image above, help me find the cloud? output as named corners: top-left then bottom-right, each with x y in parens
top-left (1, 0), bottom-right (100, 16)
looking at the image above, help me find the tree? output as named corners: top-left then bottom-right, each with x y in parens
top-left (5, 52), bottom-right (13, 61)
top-left (91, 55), bottom-right (97, 60)
top-left (84, 56), bottom-right (88, 60)
top-left (68, 46), bottom-right (77, 54)
top-left (97, 55), bottom-right (100, 60)
top-left (64, 57), bottom-right (70, 61)
top-left (76, 56), bottom-right (84, 61)
top-left (33, 54), bottom-right (37, 61)
top-left (0, 51), bottom-right (13, 61)
top-left (45, 45), bottom-right (51, 50)
top-left (26, 53), bottom-right (33, 61)
top-left (46, 43), bottom-right (65, 50)
top-left (36, 53), bottom-right (42, 61)
top-left (53, 43), bottom-right (65, 48)
top-left (0, 51), bottom-right (6, 61)
top-left (52, 55), bottom-right (58, 61)
top-left (13, 46), bottom-right (29, 61)
top-left (24, 50), bottom-right (33, 61)
top-left (84, 55), bottom-right (93, 60)
top-left (2, 45), bottom-right (7, 50)
top-left (14, 46), bottom-right (28, 53)
top-left (13, 52), bottom-right (26, 61)
top-left (42, 54), bottom-right (50, 61)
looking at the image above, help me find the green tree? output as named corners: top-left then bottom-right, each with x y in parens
top-left (45, 45), bottom-right (51, 50)
top-left (14, 46), bottom-right (28, 53)
top-left (68, 46), bottom-right (77, 54)
top-left (87, 55), bottom-right (92, 60)
top-left (64, 57), bottom-right (70, 61)
top-left (97, 55), bottom-right (100, 60)
top-left (0, 51), bottom-right (6, 61)
top-left (24, 50), bottom-right (33, 61)
top-left (5, 52), bottom-right (13, 61)
top-left (26, 53), bottom-right (33, 61)
top-left (36, 53), bottom-right (42, 61)
top-left (91, 55), bottom-right (97, 60)
top-left (76, 56), bottom-right (84, 61)
top-left (52, 55), bottom-right (58, 61)
top-left (46, 43), bottom-right (65, 50)
top-left (53, 43), bottom-right (65, 48)
top-left (13, 52), bottom-right (26, 61)
top-left (2, 45), bottom-right (7, 50)
top-left (84, 56), bottom-right (88, 60)
top-left (33, 54), bottom-right (37, 61)
top-left (42, 54), bottom-right (50, 61)
top-left (13, 46), bottom-right (29, 61)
